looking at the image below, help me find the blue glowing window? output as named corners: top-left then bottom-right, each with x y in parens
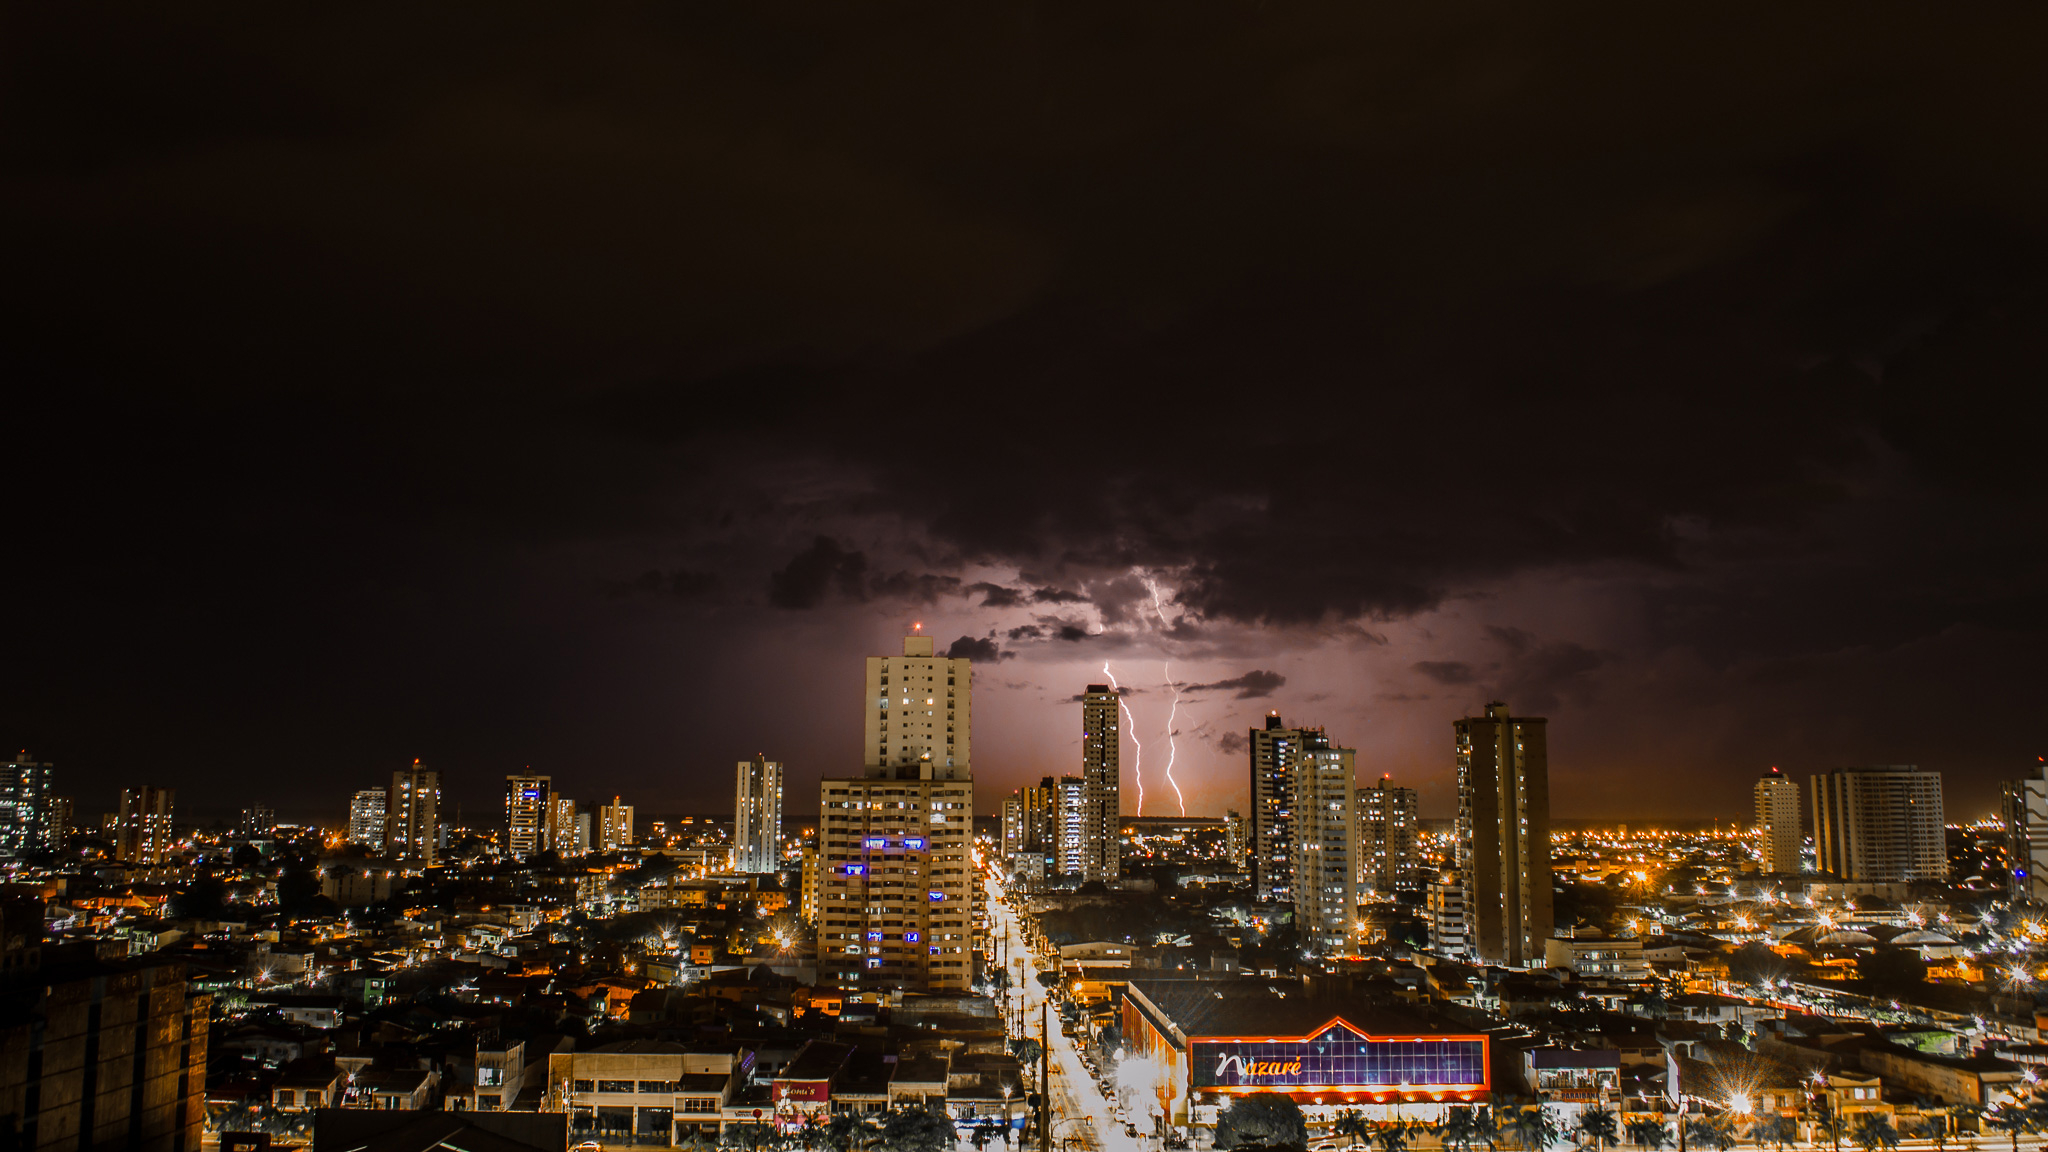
top-left (930, 946), bottom-right (941, 955)
top-left (905, 931), bottom-right (921, 943)
top-left (844, 865), bottom-right (865, 875)
top-left (866, 931), bottom-right (883, 942)
top-left (929, 891), bottom-right (946, 902)
top-left (865, 837), bottom-right (887, 849)
top-left (904, 838), bottom-right (926, 850)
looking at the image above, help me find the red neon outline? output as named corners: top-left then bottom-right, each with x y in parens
top-left (1187, 1016), bottom-right (1492, 1093)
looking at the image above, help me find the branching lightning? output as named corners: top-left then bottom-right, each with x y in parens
top-left (1103, 662), bottom-right (1144, 816)
top-left (1145, 579), bottom-right (1188, 817)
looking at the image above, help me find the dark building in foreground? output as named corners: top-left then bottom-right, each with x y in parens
top-left (0, 939), bottom-right (210, 1152)
top-left (1121, 979), bottom-right (1490, 1129)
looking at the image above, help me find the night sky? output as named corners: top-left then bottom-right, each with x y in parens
top-left (6, 4), bottom-right (2047, 825)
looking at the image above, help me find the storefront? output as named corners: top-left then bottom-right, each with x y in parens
top-left (1123, 979), bottom-right (1491, 1128)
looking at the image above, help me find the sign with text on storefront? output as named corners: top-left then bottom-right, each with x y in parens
top-left (1190, 1021), bottom-right (1487, 1092)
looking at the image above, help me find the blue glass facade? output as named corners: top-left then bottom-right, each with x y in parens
top-left (1191, 1025), bottom-right (1485, 1091)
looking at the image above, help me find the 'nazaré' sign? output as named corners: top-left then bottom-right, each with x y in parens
top-left (1189, 1020), bottom-right (1486, 1091)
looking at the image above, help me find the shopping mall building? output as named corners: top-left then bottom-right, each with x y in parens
top-left (1121, 979), bottom-right (1492, 1129)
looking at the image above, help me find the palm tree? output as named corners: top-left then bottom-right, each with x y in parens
top-left (1915, 1114), bottom-right (1952, 1152)
top-left (1752, 1115), bottom-right (1799, 1152)
top-left (1440, 1108), bottom-right (1486, 1152)
top-left (1685, 1116), bottom-right (1737, 1152)
top-left (1376, 1120), bottom-right (1424, 1152)
top-left (1509, 1105), bottom-right (1562, 1152)
top-left (1333, 1110), bottom-right (1374, 1151)
top-left (1473, 1106), bottom-right (1504, 1152)
top-left (1850, 1115), bottom-right (1901, 1152)
top-left (1578, 1108), bottom-right (1622, 1151)
top-left (1981, 1103), bottom-right (2033, 1152)
top-left (1623, 1116), bottom-right (1672, 1152)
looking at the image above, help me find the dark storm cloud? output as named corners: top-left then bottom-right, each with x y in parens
top-left (945, 635), bottom-right (1007, 662)
top-left (6, 2), bottom-right (2048, 810)
top-left (970, 582), bottom-right (1025, 609)
top-left (1184, 670), bottom-right (1289, 699)
top-left (1414, 662), bottom-right (1478, 686)
top-left (767, 537), bottom-right (868, 610)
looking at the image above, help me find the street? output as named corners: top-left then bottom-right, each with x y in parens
top-left (988, 878), bottom-right (1147, 1152)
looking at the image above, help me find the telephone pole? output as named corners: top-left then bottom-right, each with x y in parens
top-left (1040, 999), bottom-right (1051, 1152)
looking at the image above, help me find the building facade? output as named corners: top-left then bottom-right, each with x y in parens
top-left (1454, 702), bottom-right (1553, 968)
top-left (115, 786), bottom-right (176, 865)
top-left (385, 763), bottom-right (440, 869)
top-left (0, 752), bottom-right (55, 858)
top-left (598, 798), bottom-right (635, 853)
top-left (1755, 766), bottom-right (1803, 874)
top-left (1055, 776), bottom-right (1086, 877)
top-left (1426, 872), bottom-right (1473, 960)
top-left (1248, 714), bottom-right (1312, 904)
top-left (548, 795), bottom-right (582, 855)
top-left (735, 755), bottom-right (784, 874)
top-left (816, 633), bottom-right (983, 996)
top-left (1811, 765), bottom-right (1946, 882)
top-left (864, 634), bottom-right (971, 778)
top-left (1079, 685), bottom-right (1121, 884)
top-left (1121, 980), bottom-right (1489, 1127)
top-left (348, 788), bottom-right (388, 848)
top-left (505, 774), bottom-right (551, 860)
top-left (2004, 761), bottom-right (2048, 903)
top-left (1358, 775), bottom-right (1420, 894)
top-left (1291, 734), bottom-right (1358, 955)
top-left (1224, 810), bottom-right (1248, 872)
top-left (1000, 778), bottom-right (1054, 874)
top-left (0, 956), bottom-right (211, 1152)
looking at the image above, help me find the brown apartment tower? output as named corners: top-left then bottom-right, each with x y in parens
top-left (1453, 702), bottom-right (1553, 968)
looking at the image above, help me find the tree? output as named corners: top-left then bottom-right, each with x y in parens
top-left (721, 1123), bottom-right (777, 1152)
top-left (1216, 1093), bottom-right (1309, 1151)
top-left (820, 1113), bottom-right (873, 1152)
top-left (1376, 1120), bottom-right (1424, 1152)
top-left (1623, 1116), bottom-right (1671, 1151)
top-left (1752, 1115), bottom-right (1799, 1152)
top-left (1008, 1037), bottom-right (1043, 1070)
top-left (1981, 1104), bottom-right (2033, 1152)
top-left (881, 1106), bottom-right (954, 1152)
top-left (1577, 1109), bottom-right (1621, 1151)
top-left (1685, 1117), bottom-right (1736, 1152)
top-left (1332, 1110), bottom-right (1374, 1151)
top-left (1507, 1106), bottom-right (1561, 1152)
top-left (1850, 1115), bottom-right (1901, 1152)
top-left (169, 874), bottom-right (227, 920)
top-left (1440, 1108), bottom-right (1488, 1152)
top-left (1914, 1114), bottom-right (1952, 1152)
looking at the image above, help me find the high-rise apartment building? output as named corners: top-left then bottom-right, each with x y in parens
top-left (735, 755), bottom-right (784, 874)
top-left (0, 948), bottom-right (211, 1151)
top-left (1224, 810), bottom-right (1249, 872)
top-left (598, 798), bottom-right (635, 853)
top-left (1359, 774), bottom-right (1421, 894)
top-left (236, 805), bottom-right (274, 837)
top-left (1454, 702), bottom-right (1553, 968)
top-left (1426, 872), bottom-right (1473, 961)
top-left (385, 763), bottom-right (440, 869)
top-left (1291, 733), bottom-right (1358, 955)
top-left (1055, 776), bottom-right (1086, 877)
top-left (504, 774), bottom-right (550, 860)
top-left (1755, 767), bottom-right (1803, 874)
top-left (1079, 685), bottom-right (1121, 884)
top-left (817, 633), bottom-right (984, 996)
top-left (47, 796), bottom-right (72, 846)
top-left (115, 786), bottom-right (176, 865)
top-left (547, 795), bottom-right (582, 855)
top-left (864, 634), bottom-right (971, 778)
top-left (2004, 761), bottom-right (2048, 904)
top-left (0, 752), bottom-right (55, 858)
top-left (348, 788), bottom-right (388, 848)
top-left (1000, 778), bottom-right (1054, 869)
top-left (1811, 765), bottom-right (1946, 882)
top-left (1248, 714), bottom-right (1312, 904)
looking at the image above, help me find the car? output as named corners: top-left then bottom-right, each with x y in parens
top-left (572, 1143), bottom-right (605, 1151)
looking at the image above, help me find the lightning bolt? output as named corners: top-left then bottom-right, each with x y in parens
top-left (1145, 579), bottom-right (1188, 818)
top-left (1103, 662), bottom-right (1143, 817)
